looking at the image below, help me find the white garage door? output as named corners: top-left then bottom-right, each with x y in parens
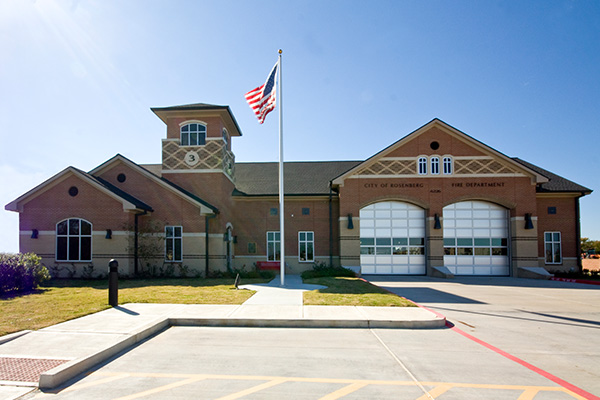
top-left (443, 201), bottom-right (509, 276)
top-left (360, 201), bottom-right (426, 275)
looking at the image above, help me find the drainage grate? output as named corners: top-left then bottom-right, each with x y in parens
top-left (0, 357), bottom-right (69, 383)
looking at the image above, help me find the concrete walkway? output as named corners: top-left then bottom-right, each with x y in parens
top-left (0, 275), bottom-right (443, 395)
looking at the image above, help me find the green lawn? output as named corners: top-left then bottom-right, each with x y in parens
top-left (0, 278), bottom-right (262, 336)
top-left (303, 277), bottom-right (416, 307)
top-left (1, 276), bottom-right (413, 337)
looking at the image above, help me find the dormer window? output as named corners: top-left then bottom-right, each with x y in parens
top-left (181, 123), bottom-right (206, 146)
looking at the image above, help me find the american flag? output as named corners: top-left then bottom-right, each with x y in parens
top-left (245, 61), bottom-right (278, 124)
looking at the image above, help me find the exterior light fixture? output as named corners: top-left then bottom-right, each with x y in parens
top-left (105, 229), bottom-right (112, 239)
top-left (31, 229), bottom-right (39, 239)
top-left (524, 213), bottom-right (534, 230)
top-left (434, 214), bottom-right (441, 230)
top-left (347, 214), bottom-right (354, 230)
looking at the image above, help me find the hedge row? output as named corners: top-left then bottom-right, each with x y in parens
top-left (0, 253), bottom-right (50, 295)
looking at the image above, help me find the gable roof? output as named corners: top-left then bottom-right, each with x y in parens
top-left (331, 118), bottom-right (549, 186)
top-left (89, 154), bottom-right (218, 214)
top-left (5, 167), bottom-right (152, 213)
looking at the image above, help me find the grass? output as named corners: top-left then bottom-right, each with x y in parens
top-left (1, 276), bottom-right (415, 337)
top-left (0, 277), bottom-right (265, 336)
top-left (303, 276), bottom-right (416, 307)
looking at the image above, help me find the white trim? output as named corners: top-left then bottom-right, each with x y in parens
top-left (298, 231), bottom-right (315, 262)
top-left (348, 173), bottom-right (526, 179)
top-left (55, 218), bottom-right (93, 262)
top-left (165, 225), bottom-right (183, 262)
top-left (89, 155), bottom-right (216, 215)
top-left (331, 119), bottom-right (549, 186)
top-left (179, 119), bottom-right (207, 127)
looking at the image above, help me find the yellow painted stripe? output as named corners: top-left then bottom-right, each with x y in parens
top-left (416, 384), bottom-right (453, 400)
top-left (214, 378), bottom-right (287, 400)
top-left (319, 382), bottom-right (368, 400)
top-left (92, 371), bottom-right (584, 399)
top-left (112, 377), bottom-right (205, 400)
top-left (63, 374), bottom-right (129, 392)
top-left (518, 388), bottom-right (540, 400)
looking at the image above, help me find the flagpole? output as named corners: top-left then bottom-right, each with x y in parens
top-left (277, 49), bottom-right (285, 286)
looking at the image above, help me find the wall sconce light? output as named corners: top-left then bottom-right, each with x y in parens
top-left (524, 213), bottom-right (534, 230)
top-left (347, 214), bottom-right (354, 230)
top-left (105, 229), bottom-right (112, 239)
top-left (31, 229), bottom-right (39, 239)
top-left (434, 214), bottom-right (441, 230)
top-left (233, 236), bottom-right (238, 244)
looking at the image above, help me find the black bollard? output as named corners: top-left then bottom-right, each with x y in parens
top-left (108, 259), bottom-right (119, 307)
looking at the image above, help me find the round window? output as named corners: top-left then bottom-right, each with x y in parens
top-left (117, 173), bottom-right (126, 183)
top-left (68, 186), bottom-right (79, 197)
top-left (430, 141), bottom-right (440, 150)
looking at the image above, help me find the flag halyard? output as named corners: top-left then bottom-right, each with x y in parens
top-left (245, 61), bottom-right (278, 124)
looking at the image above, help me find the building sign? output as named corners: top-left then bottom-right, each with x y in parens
top-left (363, 181), bottom-right (507, 189)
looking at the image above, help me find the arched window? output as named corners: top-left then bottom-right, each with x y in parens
top-left (418, 157), bottom-right (427, 175)
top-left (443, 157), bottom-right (453, 175)
top-left (56, 218), bottom-right (92, 261)
top-left (180, 123), bottom-right (206, 146)
top-left (430, 157), bottom-right (440, 175)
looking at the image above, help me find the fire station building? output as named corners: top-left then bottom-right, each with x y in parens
top-left (6, 104), bottom-right (592, 278)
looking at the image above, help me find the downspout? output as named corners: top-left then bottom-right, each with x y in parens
top-left (205, 214), bottom-right (217, 278)
top-left (575, 194), bottom-right (583, 274)
top-left (329, 183), bottom-right (333, 267)
top-left (134, 210), bottom-right (147, 276)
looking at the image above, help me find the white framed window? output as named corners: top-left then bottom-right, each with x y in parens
top-left (267, 231), bottom-right (280, 261)
top-left (430, 157), bottom-right (440, 175)
top-left (165, 226), bottom-right (183, 261)
top-left (418, 157), bottom-right (427, 175)
top-left (298, 231), bottom-right (314, 262)
top-left (443, 156), bottom-right (453, 175)
top-left (56, 218), bottom-right (92, 261)
top-left (544, 232), bottom-right (562, 264)
top-left (181, 123), bottom-right (206, 146)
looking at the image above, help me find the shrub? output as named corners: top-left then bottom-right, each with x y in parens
top-left (0, 253), bottom-right (50, 295)
top-left (301, 262), bottom-right (356, 280)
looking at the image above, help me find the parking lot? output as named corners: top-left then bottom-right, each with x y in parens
top-left (23, 276), bottom-right (600, 399)
top-left (33, 324), bottom-right (590, 399)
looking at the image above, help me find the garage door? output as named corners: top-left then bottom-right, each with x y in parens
top-left (360, 201), bottom-right (426, 275)
top-left (443, 201), bottom-right (509, 275)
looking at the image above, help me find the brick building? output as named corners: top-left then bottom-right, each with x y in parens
top-left (5, 104), bottom-right (592, 278)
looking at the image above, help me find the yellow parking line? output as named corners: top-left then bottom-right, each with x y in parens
top-left (62, 373), bottom-right (130, 392)
top-left (319, 382), bottom-right (368, 400)
top-left (112, 376), bottom-right (205, 400)
top-left (518, 388), bottom-right (540, 400)
top-left (214, 378), bottom-right (288, 400)
top-left (91, 371), bottom-right (587, 399)
top-left (416, 384), bottom-right (453, 400)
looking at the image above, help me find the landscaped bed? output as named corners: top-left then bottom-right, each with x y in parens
top-left (303, 276), bottom-right (416, 307)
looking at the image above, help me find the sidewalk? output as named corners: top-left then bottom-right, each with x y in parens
top-left (0, 275), bottom-right (444, 395)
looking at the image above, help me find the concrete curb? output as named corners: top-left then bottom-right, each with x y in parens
top-left (0, 330), bottom-right (31, 345)
top-left (36, 314), bottom-right (444, 389)
top-left (38, 318), bottom-right (169, 390)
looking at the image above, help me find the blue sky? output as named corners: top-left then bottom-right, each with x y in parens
top-left (1, 0), bottom-right (598, 253)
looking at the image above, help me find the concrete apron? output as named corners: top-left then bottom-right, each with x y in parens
top-left (0, 276), bottom-right (444, 390)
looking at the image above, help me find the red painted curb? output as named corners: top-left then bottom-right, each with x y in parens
top-left (550, 277), bottom-right (600, 286)
top-left (363, 278), bottom-right (600, 399)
